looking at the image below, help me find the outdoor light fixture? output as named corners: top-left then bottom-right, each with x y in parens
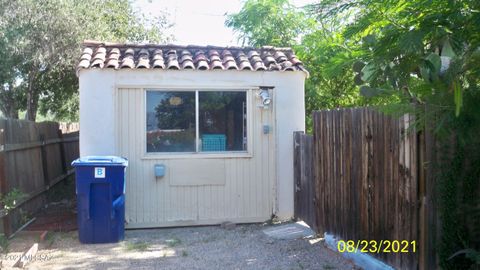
top-left (259, 90), bottom-right (271, 106)
top-left (258, 87), bottom-right (273, 109)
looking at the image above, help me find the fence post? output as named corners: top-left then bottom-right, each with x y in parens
top-left (39, 134), bottom-right (49, 187)
top-left (293, 131), bottom-right (303, 220)
top-left (424, 105), bottom-right (439, 269)
top-left (57, 129), bottom-right (67, 174)
top-left (0, 121), bottom-right (11, 236)
top-left (418, 130), bottom-right (427, 270)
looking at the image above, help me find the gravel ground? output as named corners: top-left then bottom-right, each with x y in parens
top-left (2, 223), bottom-right (356, 270)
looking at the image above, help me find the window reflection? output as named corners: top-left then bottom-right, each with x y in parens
top-left (146, 91), bottom-right (195, 152)
top-left (146, 90), bottom-right (247, 153)
top-left (199, 92), bottom-right (247, 151)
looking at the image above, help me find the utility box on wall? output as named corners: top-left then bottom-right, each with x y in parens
top-left (155, 164), bottom-right (165, 177)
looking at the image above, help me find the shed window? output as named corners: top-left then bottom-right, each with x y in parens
top-left (146, 90), bottom-right (247, 153)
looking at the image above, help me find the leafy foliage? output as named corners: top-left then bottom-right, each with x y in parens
top-left (312, 0), bottom-right (480, 117)
top-left (295, 12), bottom-right (398, 132)
top-left (0, 188), bottom-right (26, 210)
top-left (310, 0), bottom-right (480, 268)
top-left (226, 0), bottom-right (378, 132)
top-left (226, 0), bottom-right (311, 47)
top-left (0, 0), bottom-right (173, 121)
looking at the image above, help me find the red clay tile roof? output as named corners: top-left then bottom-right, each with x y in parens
top-left (77, 40), bottom-right (308, 75)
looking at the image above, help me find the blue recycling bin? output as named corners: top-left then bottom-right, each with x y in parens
top-left (72, 156), bottom-right (128, 244)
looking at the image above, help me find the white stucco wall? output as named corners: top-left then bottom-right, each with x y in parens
top-left (79, 69), bottom-right (305, 220)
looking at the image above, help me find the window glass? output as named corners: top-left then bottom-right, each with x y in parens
top-left (146, 91), bottom-right (195, 152)
top-left (199, 91), bottom-right (247, 152)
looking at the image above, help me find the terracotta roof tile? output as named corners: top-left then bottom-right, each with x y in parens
top-left (82, 47), bottom-right (93, 55)
top-left (180, 50), bottom-right (195, 69)
top-left (125, 48), bottom-right (135, 55)
top-left (262, 52), bottom-right (276, 66)
top-left (80, 53), bottom-right (92, 61)
top-left (222, 50), bottom-right (238, 70)
top-left (268, 63), bottom-right (281, 71)
top-left (281, 61), bottom-right (295, 71)
top-left (253, 61), bottom-right (267, 71)
top-left (166, 53), bottom-right (180, 70)
top-left (77, 41), bottom-right (308, 76)
top-left (152, 49), bottom-right (165, 69)
top-left (274, 51), bottom-right (288, 63)
top-left (105, 48), bottom-right (120, 68)
top-left (136, 58), bottom-right (150, 69)
top-left (194, 50), bottom-right (209, 70)
top-left (106, 59), bottom-right (119, 69)
top-left (236, 52), bottom-right (253, 70)
top-left (78, 59), bottom-right (90, 69)
top-left (179, 50), bottom-right (194, 69)
top-left (91, 58), bottom-right (104, 68)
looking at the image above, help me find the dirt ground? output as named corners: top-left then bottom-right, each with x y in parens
top-left (1, 223), bottom-right (357, 270)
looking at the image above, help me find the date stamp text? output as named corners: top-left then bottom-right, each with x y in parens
top-left (337, 240), bottom-right (416, 253)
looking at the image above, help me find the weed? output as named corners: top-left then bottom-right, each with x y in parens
top-left (182, 250), bottom-right (188, 257)
top-left (0, 234), bottom-right (8, 253)
top-left (322, 264), bottom-right (336, 270)
top-left (202, 235), bottom-right (218, 243)
top-left (46, 175), bottom-right (75, 203)
top-left (296, 259), bottom-right (305, 269)
top-left (18, 209), bottom-right (30, 224)
top-left (124, 241), bottom-right (150, 252)
top-left (0, 188), bottom-right (26, 210)
top-left (45, 232), bottom-right (55, 247)
top-left (166, 237), bottom-right (181, 247)
top-left (263, 214), bottom-right (280, 226)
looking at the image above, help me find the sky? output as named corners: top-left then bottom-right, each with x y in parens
top-left (133, 0), bottom-right (316, 46)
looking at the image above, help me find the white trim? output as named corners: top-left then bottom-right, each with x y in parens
top-left (195, 90), bottom-right (199, 152)
top-left (125, 216), bottom-right (269, 229)
top-left (271, 88), bottom-right (278, 215)
top-left (246, 89), bottom-right (254, 156)
top-left (113, 85), bottom-right (119, 154)
top-left (141, 152), bottom-right (253, 159)
top-left (117, 84), bottom-right (261, 91)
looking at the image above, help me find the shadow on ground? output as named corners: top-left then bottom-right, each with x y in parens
top-left (3, 224), bottom-right (356, 270)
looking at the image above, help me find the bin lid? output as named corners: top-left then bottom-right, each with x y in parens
top-left (71, 156), bottom-right (128, 167)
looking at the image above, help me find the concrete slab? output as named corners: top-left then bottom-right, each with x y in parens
top-left (263, 221), bottom-right (315, 240)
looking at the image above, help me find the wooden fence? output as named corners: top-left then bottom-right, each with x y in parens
top-left (294, 107), bottom-right (424, 270)
top-left (0, 119), bottom-right (79, 236)
top-left (293, 132), bottom-right (316, 231)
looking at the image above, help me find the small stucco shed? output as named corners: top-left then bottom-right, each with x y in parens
top-left (77, 40), bottom-right (307, 228)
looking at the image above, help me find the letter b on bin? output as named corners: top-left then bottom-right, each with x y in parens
top-left (72, 156), bottom-right (128, 243)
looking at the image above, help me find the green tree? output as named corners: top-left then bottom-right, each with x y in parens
top-left (294, 9), bottom-right (381, 132)
top-left (312, 0), bottom-right (480, 117)
top-left (312, 1), bottom-right (480, 268)
top-left (226, 0), bottom-right (372, 132)
top-left (0, 0), bottom-right (173, 121)
top-left (225, 0), bottom-right (309, 47)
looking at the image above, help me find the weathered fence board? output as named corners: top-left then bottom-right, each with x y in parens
top-left (293, 132), bottom-right (315, 230)
top-left (294, 107), bottom-right (419, 270)
top-left (0, 119), bottom-right (79, 236)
